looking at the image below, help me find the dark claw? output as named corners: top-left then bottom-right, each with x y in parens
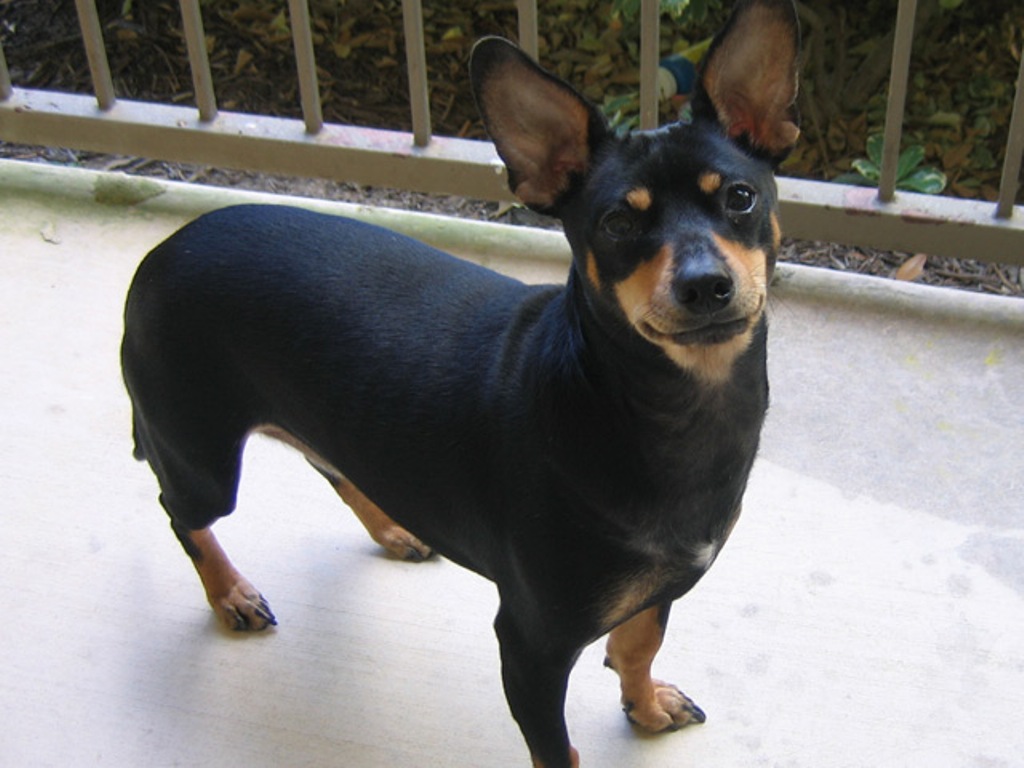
top-left (256, 595), bottom-right (278, 626)
top-left (225, 596), bottom-right (277, 631)
top-left (228, 609), bottom-right (247, 632)
top-left (623, 690), bottom-right (706, 730)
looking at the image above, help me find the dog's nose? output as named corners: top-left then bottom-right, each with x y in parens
top-left (673, 254), bottom-right (734, 315)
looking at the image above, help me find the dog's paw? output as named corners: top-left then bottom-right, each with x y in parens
top-left (209, 582), bottom-right (277, 631)
top-left (623, 680), bottom-right (706, 732)
top-left (378, 526), bottom-right (434, 562)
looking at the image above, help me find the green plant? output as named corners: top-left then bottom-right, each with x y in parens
top-left (603, 92), bottom-right (641, 136)
top-left (612, 0), bottom-right (720, 24)
top-left (835, 134), bottom-right (947, 194)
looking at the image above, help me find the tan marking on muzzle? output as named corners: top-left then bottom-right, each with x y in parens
top-left (711, 233), bottom-right (769, 301)
top-left (613, 236), bottom-right (769, 385)
top-left (613, 245), bottom-right (674, 328)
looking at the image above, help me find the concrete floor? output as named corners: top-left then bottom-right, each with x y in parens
top-left (1, 159), bottom-right (1022, 767)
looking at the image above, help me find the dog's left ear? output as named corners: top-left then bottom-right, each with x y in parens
top-left (692, 0), bottom-right (801, 165)
top-left (470, 37), bottom-right (609, 213)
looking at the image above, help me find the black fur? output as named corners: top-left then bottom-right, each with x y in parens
top-left (122, 2), bottom-right (799, 765)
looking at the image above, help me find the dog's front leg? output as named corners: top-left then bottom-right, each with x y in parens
top-left (495, 608), bottom-right (581, 768)
top-left (604, 602), bottom-right (706, 731)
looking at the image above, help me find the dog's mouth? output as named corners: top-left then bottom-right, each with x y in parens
top-left (640, 315), bottom-right (751, 347)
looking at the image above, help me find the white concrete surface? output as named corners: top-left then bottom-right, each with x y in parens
top-left (1, 159), bottom-right (1022, 767)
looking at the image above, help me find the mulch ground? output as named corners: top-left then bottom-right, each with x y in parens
top-left (1, 0), bottom-right (1021, 296)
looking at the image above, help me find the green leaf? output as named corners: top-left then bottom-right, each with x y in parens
top-left (898, 168), bottom-right (947, 195)
top-left (972, 144), bottom-right (997, 170)
top-left (851, 158), bottom-right (881, 182)
top-left (896, 145), bottom-right (926, 181)
top-left (613, 0), bottom-right (709, 22)
top-left (603, 93), bottom-right (636, 113)
top-left (661, 0), bottom-right (694, 19)
top-left (612, 0), bottom-right (641, 20)
top-left (833, 172), bottom-right (877, 187)
top-left (866, 134), bottom-right (885, 166)
top-left (926, 111), bottom-right (962, 128)
top-left (268, 9), bottom-right (290, 37)
top-left (968, 75), bottom-right (999, 101)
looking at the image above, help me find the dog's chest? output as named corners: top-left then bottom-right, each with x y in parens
top-left (596, 477), bottom-right (748, 631)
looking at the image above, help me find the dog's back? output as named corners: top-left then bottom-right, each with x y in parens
top-left (122, 203), bottom-right (564, 568)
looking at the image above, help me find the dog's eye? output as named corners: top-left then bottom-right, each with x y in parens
top-left (600, 210), bottom-right (638, 239)
top-left (601, 211), bottom-right (636, 239)
top-left (725, 183), bottom-right (757, 215)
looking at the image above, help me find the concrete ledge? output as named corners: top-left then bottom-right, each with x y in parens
top-left (0, 157), bottom-right (570, 264)
top-left (772, 256), bottom-right (1024, 328)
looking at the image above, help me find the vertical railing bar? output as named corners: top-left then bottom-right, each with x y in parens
top-left (401, 0), bottom-right (431, 147)
top-left (287, 0), bottom-right (323, 134)
top-left (638, 0), bottom-right (659, 131)
top-left (0, 41), bottom-right (11, 101)
top-left (878, 0), bottom-right (918, 204)
top-left (995, 51), bottom-right (1024, 220)
top-left (73, 0), bottom-right (116, 110)
top-left (516, 0), bottom-right (539, 60)
top-left (179, 0), bottom-right (218, 122)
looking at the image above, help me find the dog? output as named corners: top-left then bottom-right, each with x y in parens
top-left (121, 1), bottom-right (799, 765)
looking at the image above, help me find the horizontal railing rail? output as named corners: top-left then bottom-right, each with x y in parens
top-left (1, 0), bottom-right (1022, 265)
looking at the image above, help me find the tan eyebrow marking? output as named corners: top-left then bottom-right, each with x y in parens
top-left (626, 187), bottom-right (653, 211)
top-left (699, 172), bottom-right (723, 196)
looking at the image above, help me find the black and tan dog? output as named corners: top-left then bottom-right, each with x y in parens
top-left (121, 1), bottom-right (799, 765)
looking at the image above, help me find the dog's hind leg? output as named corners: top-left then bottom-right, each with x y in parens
top-left (328, 475), bottom-right (433, 562)
top-left (131, 404), bottom-right (275, 631)
top-left (604, 602), bottom-right (706, 732)
top-left (256, 426), bottom-right (433, 562)
top-left (175, 522), bottom-right (277, 631)
top-left (153, 445), bottom-right (276, 631)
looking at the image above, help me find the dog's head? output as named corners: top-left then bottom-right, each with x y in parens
top-left (471, 0), bottom-right (800, 383)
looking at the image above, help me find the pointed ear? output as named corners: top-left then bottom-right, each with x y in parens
top-left (470, 37), bottom-right (608, 212)
top-left (692, 0), bottom-right (801, 165)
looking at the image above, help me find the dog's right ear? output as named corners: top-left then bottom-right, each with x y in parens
top-left (471, 38), bottom-right (609, 214)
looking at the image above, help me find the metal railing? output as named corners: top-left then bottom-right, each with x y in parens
top-left (1, 0), bottom-right (1022, 265)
